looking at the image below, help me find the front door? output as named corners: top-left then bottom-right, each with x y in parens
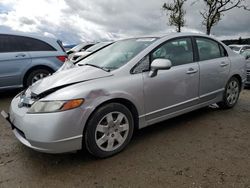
top-left (142, 37), bottom-right (199, 125)
top-left (0, 34), bottom-right (31, 88)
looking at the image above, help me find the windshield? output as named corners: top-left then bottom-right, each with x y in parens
top-left (86, 42), bottom-right (111, 52)
top-left (229, 46), bottom-right (241, 51)
top-left (78, 38), bottom-right (157, 71)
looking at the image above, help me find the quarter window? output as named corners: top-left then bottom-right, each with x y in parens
top-left (151, 38), bottom-right (194, 66)
top-left (131, 55), bottom-right (150, 74)
top-left (196, 38), bottom-right (222, 61)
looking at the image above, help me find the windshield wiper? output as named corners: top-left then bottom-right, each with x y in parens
top-left (78, 63), bottom-right (110, 72)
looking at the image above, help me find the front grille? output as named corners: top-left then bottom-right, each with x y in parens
top-left (247, 70), bottom-right (250, 81)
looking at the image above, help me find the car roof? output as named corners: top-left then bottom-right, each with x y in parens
top-left (121, 32), bottom-right (220, 41)
top-left (229, 44), bottom-right (250, 47)
top-left (0, 31), bottom-right (58, 42)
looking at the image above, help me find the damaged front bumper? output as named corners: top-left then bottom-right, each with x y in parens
top-left (0, 96), bottom-right (86, 154)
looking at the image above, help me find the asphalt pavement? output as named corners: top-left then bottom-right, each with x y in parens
top-left (0, 89), bottom-right (250, 188)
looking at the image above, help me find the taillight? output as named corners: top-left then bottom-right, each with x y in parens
top-left (57, 56), bottom-right (67, 63)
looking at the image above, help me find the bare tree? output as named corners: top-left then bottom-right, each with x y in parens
top-left (200, 0), bottom-right (250, 35)
top-left (162, 0), bottom-right (187, 32)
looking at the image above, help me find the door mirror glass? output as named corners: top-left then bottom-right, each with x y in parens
top-left (149, 59), bottom-right (172, 77)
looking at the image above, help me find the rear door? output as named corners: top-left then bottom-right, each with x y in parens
top-left (0, 34), bottom-right (31, 88)
top-left (195, 37), bottom-right (230, 103)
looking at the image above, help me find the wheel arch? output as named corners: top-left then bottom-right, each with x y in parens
top-left (23, 65), bottom-right (55, 87)
top-left (84, 98), bottom-right (140, 133)
top-left (231, 74), bottom-right (242, 90)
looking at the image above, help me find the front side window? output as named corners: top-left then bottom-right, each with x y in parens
top-left (151, 37), bottom-right (194, 66)
top-left (196, 38), bottom-right (221, 61)
top-left (78, 38), bottom-right (157, 71)
top-left (0, 35), bottom-right (22, 53)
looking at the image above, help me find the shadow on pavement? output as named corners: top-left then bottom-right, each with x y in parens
top-left (0, 89), bottom-right (22, 99)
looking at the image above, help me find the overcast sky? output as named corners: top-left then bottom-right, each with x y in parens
top-left (0, 0), bottom-right (250, 44)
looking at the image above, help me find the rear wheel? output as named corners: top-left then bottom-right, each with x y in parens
top-left (25, 69), bottom-right (51, 87)
top-left (84, 103), bottom-right (134, 158)
top-left (217, 77), bottom-right (240, 109)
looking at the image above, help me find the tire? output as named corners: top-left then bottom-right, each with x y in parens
top-left (25, 69), bottom-right (51, 87)
top-left (84, 103), bottom-right (134, 158)
top-left (217, 77), bottom-right (240, 109)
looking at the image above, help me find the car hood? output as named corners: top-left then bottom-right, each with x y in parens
top-left (30, 65), bottom-right (112, 95)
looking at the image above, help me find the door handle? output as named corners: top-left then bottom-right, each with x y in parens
top-left (186, 68), bottom-right (198, 74)
top-left (220, 62), bottom-right (229, 67)
top-left (15, 53), bottom-right (26, 58)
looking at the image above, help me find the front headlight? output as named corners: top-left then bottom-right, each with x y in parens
top-left (28, 99), bottom-right (84, 113)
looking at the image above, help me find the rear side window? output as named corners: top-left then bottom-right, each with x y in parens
top-left (0, 34), bottom-right (56, 52)
top-left (151, 37), bottom-right (194, 66)
top-left (196, 37), bottom-right (222, 61)
top-left (219, 44), bottom-right (228, 57)
top-left (19, 36), bottom-right (56, 51)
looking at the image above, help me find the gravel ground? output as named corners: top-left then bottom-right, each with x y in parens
top-left (0, 89), bottom-right (250, 188)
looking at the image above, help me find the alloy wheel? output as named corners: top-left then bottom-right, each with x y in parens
top-left (31, 73), bottom-right (48, 84)
top-left (95, 112), bottom-right (129, 152)
top-left (226, 80), bottom-right (239, 105)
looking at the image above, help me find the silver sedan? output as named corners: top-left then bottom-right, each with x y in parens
top-left (1, 33), bottom-right (247, 158)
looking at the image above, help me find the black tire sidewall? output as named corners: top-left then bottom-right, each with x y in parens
top-left (84, 103), bottom-right (134, 158)
top-left (25, 69), bottom-right (51, 87)
top-left (221, 77), bottom-right (240, 108)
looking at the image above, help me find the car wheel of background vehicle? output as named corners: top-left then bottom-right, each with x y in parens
top-left (25, 69), bottom-right (51, 87)
top-left (217, 77), bottom-right (240, 109)
top-left (84, 103), bottom-right (134, 158)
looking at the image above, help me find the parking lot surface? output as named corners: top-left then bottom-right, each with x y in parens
top-left (0, 89), bottom-right (250, 188)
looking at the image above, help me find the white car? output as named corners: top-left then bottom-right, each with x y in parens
top-left (70, 42), bottom-right (112, 62)
top-left (229, 44), bottom-right (250, 54)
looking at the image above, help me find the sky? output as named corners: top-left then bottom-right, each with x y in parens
top-left (0, 0), bottom-right (250, 44)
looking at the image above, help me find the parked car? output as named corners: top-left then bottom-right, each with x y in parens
top-left (58, 42), bottom-right (113, 72)
top-left (70, 42), bottom-right (113, 62)
top-left (1, 33), bottom-right (246, 158)
top-left (0, 33), bottom-right (67, 90)
top-left (66, 42), bottom-right (95, 55)
top-left (229, 44), bottom-right (250, 54)
top-left (63, 44), bottom-right (77, 51)
top-left (242, 49), bottom-right (250, 86)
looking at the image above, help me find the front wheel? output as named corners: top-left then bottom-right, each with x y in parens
top-left (217, 77), bottom-right (240, 109)
top-left (25, 69), bottom-right (51, 87)
top-left (84, 103), bottom-right (134, 158)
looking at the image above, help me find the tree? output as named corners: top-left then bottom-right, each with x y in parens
top-left (162, 0), bottom-right (187, 32)
top-left (200, 0), bottom-right (250, 35)
top-left (238, 37), bottom-right (242, 44)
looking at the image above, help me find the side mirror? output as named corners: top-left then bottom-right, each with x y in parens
top-left (149, 59), bottom-right (172, 77)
